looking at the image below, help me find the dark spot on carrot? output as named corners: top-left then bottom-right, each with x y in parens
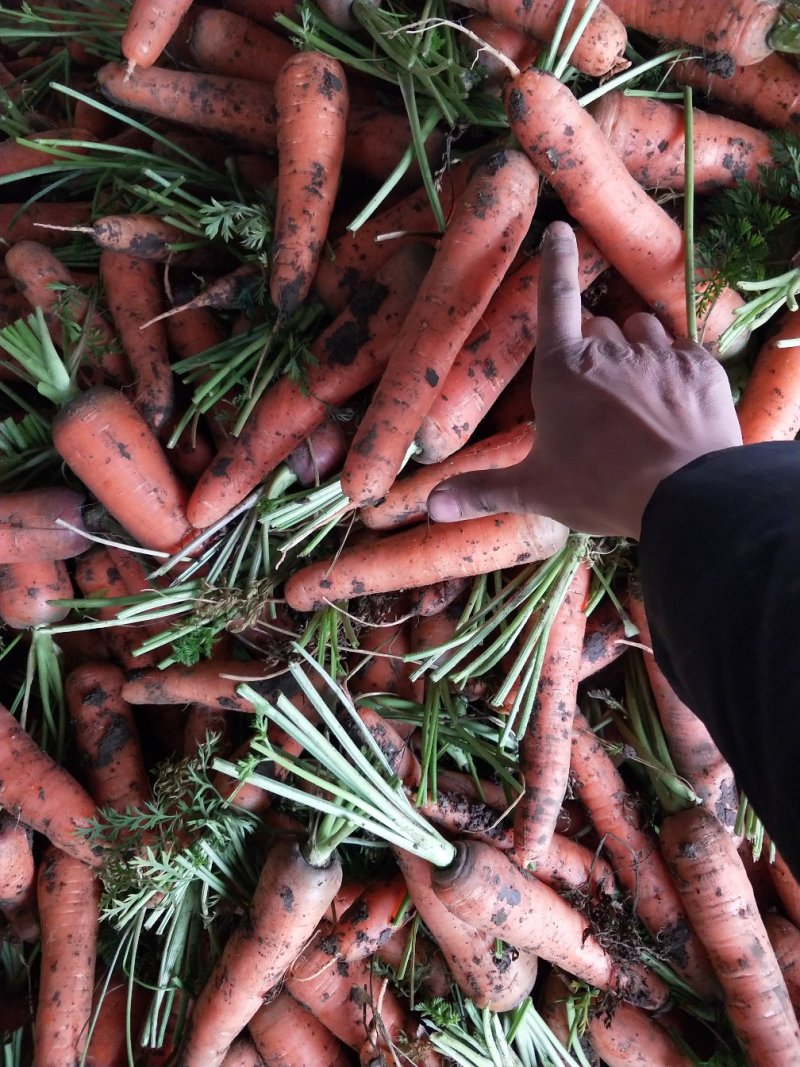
top-left (320, 933), bottom-right (341, 956)
top-left (320, 68), bottom-right (343, 98)
top-left (351, 580), bottom-right (365, 594)
top-left (425, 368), bottom-right (439, 387)
top-left (319, 578), bottom-right (332, 589)
top-left (94, 712), bottom-right (132, 768)
top-left (506, 88), bottom-right (526, 125)
top-left (354, 425), bottom-right (377, 458)
top-left (491, 908), bottom-right (507, 924)
top-left (563, 124), bottom-right (574, 137)
top-left (116, 440), bottom-right (132, 460)
top-left (657, 139), bottom-right (669, 153)
top-left (279, 884), bottom-right (295, 911)
top-left (335, 958), bottom-right (350, 976)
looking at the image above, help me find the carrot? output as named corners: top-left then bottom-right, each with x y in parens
top-left (343, 98), bottom-right (446, 185)
top-left (672, 52), bottom-right (800, 130)
top-left (0, 810), bottom-right (39, 942)
top-left (627, 577), bottom-right (738, 830)
top-left (348, 617), bottom-right (418, 701)
top-left (66, 662), bottom-right (150, 812)
top-left (183, 702), bottom-right (231, 756)
top-left (284, 413), bottom-right (348, 486)
top-left (578, 599), bottom-right (628, 681)
top-left (455, 0), bottom-right (627, 76)
top-left (0, 559), bottom-right (72, 629)
top-left (0, 487), bottom-right (88, 564)
top-left (34, 846), bottom-right (101, 1067)
top-left (187, 242), bottom-right (432, 528)
top-left (769, 849), bottom-right (800, 928)
top-left (0, 128), bottom-right (97, 179)
top-left (461, 16), bottom-right (541, 93)
top-left (415, 229), bottom-right (607, 465)
top-left (375, 924), bottom-right (452, 1000)
top-left (570, 710), bottom-right (719, 997)
top-left (224, 0), bottom-right (298, 25)
top-left (505, 69), bottom-right (746, 350)
top-left (361, 423), bottom-right (535, 530)
top-left (586, 998), bottom-right (696, 1067)
top-left (341, 148), bottom-right (539, 507)
top-left (736, 306), bottom-right (800, 443)
top-left (122, 0), bottom-right (196, 70)
top-left (51, 385), bottom-right (193, 554)
top-left (317, 875), bottom-right (412, 962)
top-left (219, 1037), bottom-right (267, 1067)
top-left (660, 805), bottom-right (800, 1065)
top-left (166, 304), bottom-right (227, 362)
top-left (588, 90), bottom-right (775, 191)
top-left (248, 990), bottom-right (351, 1067)
top-left (605, 0), bottom-right (783, 70)
top-left (765, 913), bottom-right (800, 1016)
top-left (513, 561), bottom-right (591, 869)
top-left (409, 576), bottom-right (471, 618)
top-left (179, 838), bottom-right (342, 1067)
top-left (1, 202), bottom-right (92, 245)
top-left (188, 7), bottom-right (296, 81)
top-left (353, 705), bottom-right (421, 787)
top-left (62, 215), bottom-right (189, 261)
top-left (85, 969), bottom-right (149, 1067)
top-left (430, 839), bottom-right (669, 1008)
top-left (121, 659), bottom-right (311, 713)
top-left (97, 63), bottom-right (276, 149)
top-left (4, 241), bottom-right (129, 385)
top-left (143, 265), bottom-right (262, 328)
top-left (100, 250), bottom-right (174, 432)
top-left (284, 510), bottom-right (568, 612)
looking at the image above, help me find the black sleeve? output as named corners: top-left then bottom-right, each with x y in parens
top-left (638, 442), bottom-right (800, 880)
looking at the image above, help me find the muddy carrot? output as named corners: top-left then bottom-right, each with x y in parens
top-left (248, 991), bottom-right (351, 1067)
top-left (188, 7), bottom-right (296, 80)
top-left (0, 811), bottom-right (39, 941)
top-left (122, 0), bottom-right (196, 70)
top-left (0, 559), bottom-right (73, 629)
top-left (765, 913), bottom-right (800, 1015)
top-left (672, 52), bottom-right (800, 130)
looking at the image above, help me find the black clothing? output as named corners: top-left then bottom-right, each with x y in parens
top-left (639, 441), bottom-right (800, 880)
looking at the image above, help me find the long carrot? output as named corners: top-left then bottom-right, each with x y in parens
top-left (188, 7), bottom-right (296, 81)
top-left (455, 0), bottom-right (627, 76)
top-left (672, 52), bottom-right (800, 130)
top-left (122, 660), bottom-right (314, 713)
top-left (187, 242), bottom-right (432, 528)
top-left (97, 63), bottom-right (277, 149)
top-left (1, 202), bottom-right (92, 245)
top-left (661, 805), bottom-right (800, 1065)
top-left (341, 148), bottom-right (539, 507)
top-left (570, 711), bottom-right (718, 997)
top-left (0, 559), bottom-right (72, 629)
top-left (586, 998), bottom-right (696, 1066)
top-left (284, 511), bottom-right (568, 612)
top-left (736, 306), bottom-right (800, 443)
top-left (122, 0), bottom-right (196, 70)
top-left (271, 51), bottom-right (348, 318)
top-left (51, 385), bottom-right (193, 554)
top-left (505, 69), bottom-right (746, 350)
top-left (0, 487), bottom-right (88, 563)
top-left (248, 991), bottom-right (351, 1067)
top-left (179, 838), bottom-right (342, 1067)
top-left (34, 846), bottom-right (101, 1067)
top-left (0, 810), bottom-right (39, 942)
top-left (431, 839), bottom-right (669, 1008)
top-left (588, 90), bottom-right (775, 191)
top-left (605, 0), bottom-right (783, 69)
top-left (415, 229), bottom-right (607, 465)
top-left (765, 913), bottom-right (800, 1016)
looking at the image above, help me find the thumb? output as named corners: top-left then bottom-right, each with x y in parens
top-left (426, 459), bottom-right (546, 523)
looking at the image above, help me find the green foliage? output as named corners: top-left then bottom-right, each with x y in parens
top-left (199, 197), bottom-right (275, 253)
top-left (170, 624), bottom-right (218, 667)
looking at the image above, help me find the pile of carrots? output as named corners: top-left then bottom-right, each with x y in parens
top-left (3, 0), bottom-right (800, 1064)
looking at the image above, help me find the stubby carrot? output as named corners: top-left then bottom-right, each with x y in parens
top-left (588, 90), bottom-right (775, 191)
top-left (284, 510), bottom-right (568, 612)
top-left (0, 810), bottom-right (39, 942)
top-left (737, 307), bottom-right (800, 443)
top-left (672, 52), bottom-right (800, 130)
top-left (51, 385), bottom-right (193, 554)
top-left (661, 805), bottom-right (800, 1065)
top-left (0, 559), bottom-right (72, 629)
top-left (431, 839), bottom-right (669, 1008)
top-left (0, 487), bottom-right (88, 564)
top-left (34, 847), bottom-right (101, 1067)
top-left (97, 63), bottom-right (276, 149)
top-left (248, 991), bottom-right (351, 1067)
top-left (179, 838), bottom-right (342, 1067)
top-left (504, 69), bottom-right (746, 351)
top-left (122, 0), bottom-right (196, 70)
top-left (100, 250), bottom-right (174, 432)
top-left (341, 148), bottom-right (539, 507)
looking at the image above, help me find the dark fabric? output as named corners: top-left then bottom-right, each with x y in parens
top-left (639, 442), bottom-right (800, 880)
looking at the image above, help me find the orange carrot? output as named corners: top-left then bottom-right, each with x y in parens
top-left (66, 215), bottom-right (189, 260)
top-left (220, 1037), bottom-right (268, 1067)
top-left (0, 128), bottom-right (97, 179)
top-left (224, 0), bottom-right (298, 24)
top-left (456, 0), bottom-right (627, 76)
top-left (588, 90), bottom-right (775, 191)
top-left (627, 577), bottom-right (738, 830)
top-left (586, 998), bottom-right (696, 1067)
top-left (769, 849), bottom-right (800, 928)
top-left (375, 924), bottom-right (452, 1000)
top-left (672, 52), bottom-right (800, 130)
top-left (409, 576), bottom-right (471, 618)
top-left (34, 846), bottom-right (101, 1067)
top-left (66, 662), bottom-right (150, 812)
top-left (248, 991), bottom-right (351, 1067)
top-left (765, 913), bottom-right (800, 1015)
top-left (461, 16), bottom-right (541, 92)
top-left (187, 242), bottom-right (432, 528)
top-left (85, 970), bottom-right (149, 1067)
top-left (318, 875), bottom-right (411, 962)
top-left (570, 710), bottom-right (718, 997)
top-left (348, 616), bottom-right (418, 701)
top-left (100, 250), bottom-right (174, 432)
top-left (0, 559), bottom-right (72, 629)
top-left (122, 0), bottom-right (196, 70)
top-left (179, 838), bottom-right (342, 1067)
top-left (415, 230), bottom-right (607, 464)
top-left (51, 385), bottom-right (193, 554)
top-left (284, 413), bottom-right (348, 486)
top-left (183, 702), bottom-right (231, 756)
top-left (430, 839), bottom-right (668, 1008)
top-left (0, 810), bottom-right (39, 942)
top-left (143, 265), bottom-right (262, 328)
top-left (343, 97), bottom-right (445, 185)
top-left (505, 69), bottom-right (746, 350)
top-left (341, 148), bottom-right (539, 506)
top-left (578, 599), bottom-right (628, 681)
top-left (4, 241), bottom-right (129, 385)
top-left (284, 511), bottom-right (568, 612)
top-left (661, 805), bottom-right (800, 1065)
top-left (0, 487), bottom-right (88, 563)
top-left (514, 561), bottom-right (591, 869)
top-left (737, 307), bottom-right (800, 443)
top-left (606, 0), bottom-right (782, 69)
top-left (0, 202), bottom-right (92, 245)
top-left (97, 63), bottom-right (276, 149)
top-left (361, 423), bottom-right (535, 530)
top-left (188, 7), bottom-right (296, 80)
top-left (270, 51), bottom-right (348, 318)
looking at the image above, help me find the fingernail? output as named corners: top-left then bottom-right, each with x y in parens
top-left (428, 488), bottom-right (462, 522)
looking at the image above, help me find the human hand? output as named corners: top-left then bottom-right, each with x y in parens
top-left (426, 221), bottom-right (743, 539)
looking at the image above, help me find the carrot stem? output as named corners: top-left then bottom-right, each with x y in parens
top-left (683, 86), bottom-right (698, 343)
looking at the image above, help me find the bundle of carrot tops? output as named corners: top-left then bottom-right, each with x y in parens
top-left (3, 0), bottom-right (800, 1064)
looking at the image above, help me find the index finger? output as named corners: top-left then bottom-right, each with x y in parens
top-left (537, 221), bottom-right (584, 354)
